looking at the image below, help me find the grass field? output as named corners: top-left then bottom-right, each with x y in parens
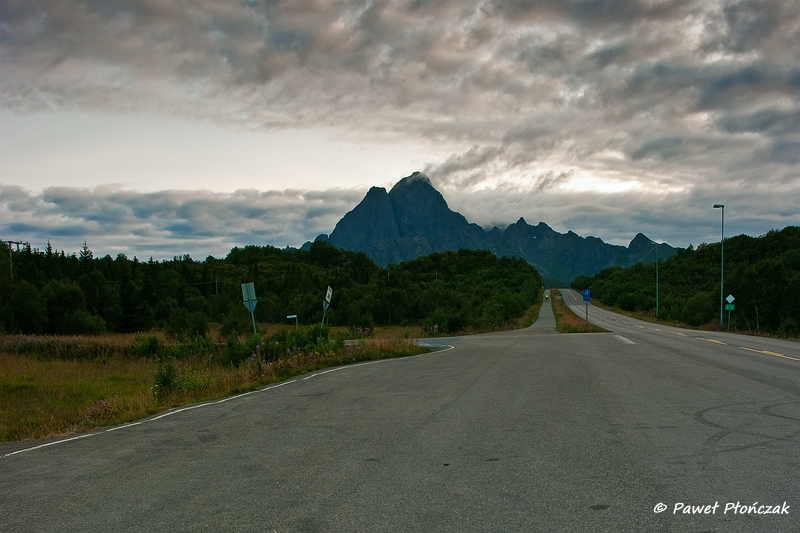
top-left (1, 298), bottom-right (545, 443)
top-left (550, 289), bottom-right (607, 333)
top-left (0, 353), bottom-right (155, 441)
top-left (0, 330), bottom-right (424, 442)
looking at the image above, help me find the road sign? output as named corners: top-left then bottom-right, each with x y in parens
top-left (241, 282), bottom-right (258, 333)
top-left (241, 282), bottom-right (256, 303)
top-left (725, 297), bottom-right (735, 331)
top-left (582, 289), bottom-right (590, 302)
top-left (321, 286), bottom-right (333, 326)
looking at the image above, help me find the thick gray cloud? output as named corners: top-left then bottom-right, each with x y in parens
top-left (1, 0), bottom-right (799, 255)
top-left (0, 185), bottom-right (364, 259)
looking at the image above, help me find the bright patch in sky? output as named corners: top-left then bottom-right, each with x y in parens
top-left (560, 173), bottom-right (643, 194)
top-left (0, 111), bottom-right (451, 193)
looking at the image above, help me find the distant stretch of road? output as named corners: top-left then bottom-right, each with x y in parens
top-left (2, 291), bottom-right (798, 532)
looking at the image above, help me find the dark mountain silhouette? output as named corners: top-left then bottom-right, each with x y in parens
top-left (310, 171), bottom-right (678, 286)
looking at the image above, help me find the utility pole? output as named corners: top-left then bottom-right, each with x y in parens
top-left (3, 240), bottom-right (24, 279)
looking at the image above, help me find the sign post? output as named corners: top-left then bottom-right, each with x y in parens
top-left (321, 286), bottom-right (333, 326)
top-left (725, 294), bottom-right (735, 331)
top-left (287, 314), bottom-right (298, 330)
top-left (582, 289), bottom-right (591, 326)
top-left (241, 282), bottom-right (258, 334)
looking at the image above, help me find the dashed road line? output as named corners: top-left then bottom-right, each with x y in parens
top-left (741, 346), bottom-right (799, 362)
top-left (696, 337), bottom-right (728, 346)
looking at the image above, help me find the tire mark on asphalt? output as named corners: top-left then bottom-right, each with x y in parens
top-left (689, 401), bottom-right (800, 458)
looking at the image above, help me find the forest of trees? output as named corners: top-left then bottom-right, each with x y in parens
top-left (572, 226), bottom-right (800, 335)
top-left (0, 240), bottom-right (542, 337)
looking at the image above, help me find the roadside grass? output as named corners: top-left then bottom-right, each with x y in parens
top-left (551, 289), bottom-right (607, 333)
top-left (518, 299), bottom-right (543, 328)
top-left (0, 305), bottom-right (546, 443)
top-left (0, 330), bottom-right (426, 443)
top-left (0, 354), bottom-right (155, 442)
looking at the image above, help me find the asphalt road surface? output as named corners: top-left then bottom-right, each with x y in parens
top-left (2, 291), bottom-right (799, 532)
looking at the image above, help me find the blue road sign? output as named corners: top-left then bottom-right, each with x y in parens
top-left (583, 289), bottom-right (590, 301)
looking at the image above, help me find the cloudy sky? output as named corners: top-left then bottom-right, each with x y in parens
top-left (1, 0), bottom-right (798, 260)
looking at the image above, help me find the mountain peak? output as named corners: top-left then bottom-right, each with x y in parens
top-left (388, 172), bottom-right (449, 216)
top-left (628, 232), bottom-right (654, 251)
top-left (389, 172), bottom-right (434, 195)
top-left (327, 173), bottom-right (678, 280)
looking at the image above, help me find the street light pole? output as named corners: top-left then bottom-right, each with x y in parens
top-left (713, 204), bottom-right (724, 325)
top-left (649, 240), bottom-right (659, 318)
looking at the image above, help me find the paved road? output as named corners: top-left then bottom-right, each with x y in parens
top-left (2, 292), bottom-right (798, 532)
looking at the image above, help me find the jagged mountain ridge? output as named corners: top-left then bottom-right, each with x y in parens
top-left (312, 172), bottom-right (678, 285)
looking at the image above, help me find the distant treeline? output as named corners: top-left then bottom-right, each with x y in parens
top-left (572, 226), bottom-right (800, 334)
top-left (0, 240), bottom-right (542, 336)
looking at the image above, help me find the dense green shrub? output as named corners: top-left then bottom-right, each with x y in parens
top-left (573, 226), bottom-right (800, 333)
top-left (1, 241), bottom-right (542, 336)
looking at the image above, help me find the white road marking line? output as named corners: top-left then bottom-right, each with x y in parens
top-left (741, 346), bottom-right (799, 361)
top-left (106, 422), bottom-right (142, 432)
top-left (2, 433), bottom-right (97, 458)
top-left (215, 379), bottom-right (297, 403)
top-left (303, 366), bottom-right (348, 380)
top-left (151, 402), bottom-right (215, 420)
top-left (302, 358), bottom-right (398, 380)
top-left (418, 343), bottom-right (455, 352)
top-left (669, 332), bottom-right (686, 337)
top-left (614, 335), bottom-right (636, 344)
